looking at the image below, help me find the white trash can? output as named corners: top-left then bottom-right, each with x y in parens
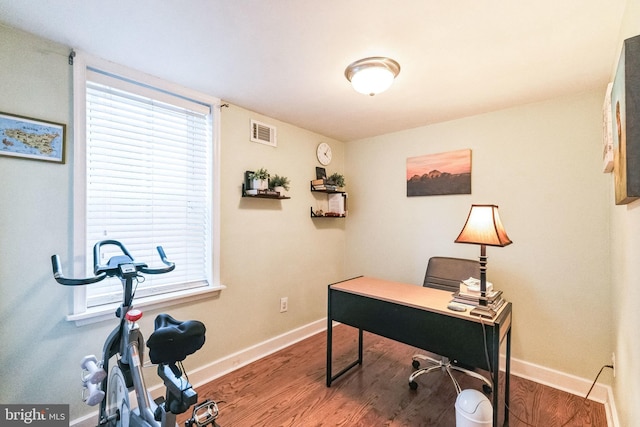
top-left (455, 389), bottom-right (493, 427)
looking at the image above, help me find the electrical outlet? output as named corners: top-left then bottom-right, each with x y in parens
top-left (612, 352), bottom-right (616, 377)
top-left (280, 297), bottom-right (288, 313)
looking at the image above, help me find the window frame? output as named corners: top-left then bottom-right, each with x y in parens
top-left (69, 52), bottom-right (224, 325)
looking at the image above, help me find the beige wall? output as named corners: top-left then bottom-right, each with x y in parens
top-left (3, 7), bottom-right (639, 422)
top-left (0, 24), bottom-right (81, 408)
top-left (609, 1), bottom-right (640, 425)
top-left (345, 90), bottom-right (612, 381)
top-left (215, 103), bottom-right (346, 356)
top-left (0, 24), bottom-right (346, 420)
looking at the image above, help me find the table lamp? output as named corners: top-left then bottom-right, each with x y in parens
top-left (455, 204), bottom-right (512, 318)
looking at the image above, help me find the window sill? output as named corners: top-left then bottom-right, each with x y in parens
top-left (66, 284), bottom-right (226, 326)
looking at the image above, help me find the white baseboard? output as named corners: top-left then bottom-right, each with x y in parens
top-left (71, 318), bottom-right (619, 427)
top-left (185, 318), bottom-right (327, 388)
top-left (71, 411), bottom-right (97, 427)
top-left (71, 319), bottom-right (327, 427)
top-left (506, 356), bottom-right (619, 427)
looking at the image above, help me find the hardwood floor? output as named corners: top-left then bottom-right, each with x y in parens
top-left (180, 325), bottom-right (607, 426)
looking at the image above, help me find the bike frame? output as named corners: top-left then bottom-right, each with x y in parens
top-left (97, 273), bottom-right (169, 427)
top-left (52, 240), bottom-right (216, 427)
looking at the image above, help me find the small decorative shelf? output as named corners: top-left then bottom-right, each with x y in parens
top-left (310, 181), bottom-right (347, 218)
top-left (241, 183), bottom-right (290, 199)
top-left (242, 171), bottom-right (290, 199)
top-left (310, 207), bottom-right (346, 218)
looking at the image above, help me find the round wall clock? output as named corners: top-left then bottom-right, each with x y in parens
top-left (317, 142), bottom-right (332, 165)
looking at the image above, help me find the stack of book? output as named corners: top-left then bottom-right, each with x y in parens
top-left (311, 179), bottom-right (338, 191)
top-left (451, 279), bottom-right (505, 311)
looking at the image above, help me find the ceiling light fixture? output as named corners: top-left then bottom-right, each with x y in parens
top-left (344, 57), bottom-right (401, 96)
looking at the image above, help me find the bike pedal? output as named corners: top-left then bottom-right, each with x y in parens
top-left (190, 400), bottom-right (219, 426)
top-left (153, 395), bottom-right (167, 422)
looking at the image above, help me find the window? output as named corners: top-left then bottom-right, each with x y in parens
top-left (71, 53), bottom-right (222, 323)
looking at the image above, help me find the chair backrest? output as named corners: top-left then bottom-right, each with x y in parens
top-left (423, 256), bottom-right (480, 292)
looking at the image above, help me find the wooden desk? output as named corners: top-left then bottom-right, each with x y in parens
top-left (326, 276), bottom-right (512, 427)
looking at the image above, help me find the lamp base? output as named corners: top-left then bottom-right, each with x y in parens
top-left (469, 305), bottom-right (496, 319)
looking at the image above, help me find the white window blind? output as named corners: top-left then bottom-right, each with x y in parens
top-left (84, 69), bottom-right (212, 308)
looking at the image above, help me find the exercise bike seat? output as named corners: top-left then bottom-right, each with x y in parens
top-left (147, 313), bottom-right (206, 365)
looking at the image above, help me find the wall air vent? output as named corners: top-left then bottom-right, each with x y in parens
top-left (251, 120), bottom-right (277, 147)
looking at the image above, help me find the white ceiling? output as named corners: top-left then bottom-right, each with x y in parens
top-left (0, 1), bottom-right (628, 142)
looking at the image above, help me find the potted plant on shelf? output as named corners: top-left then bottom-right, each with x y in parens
top-left (327, 173), bottom-right (345, 189)
top-left (248, 168), bottom-right (269, 191)
top-left (269, 174), bottom-right (290, 197)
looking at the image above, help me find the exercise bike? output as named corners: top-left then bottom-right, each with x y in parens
top-left (51, 240), bottom-right (220, 427)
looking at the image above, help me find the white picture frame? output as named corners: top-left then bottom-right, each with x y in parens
top-left (603, 82), bottom-right (614, 173)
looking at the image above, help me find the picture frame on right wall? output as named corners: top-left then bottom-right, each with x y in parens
top-left (612, 34), bottom-right (640, 205)
top-left (603, 82), bottom-right (614, 173)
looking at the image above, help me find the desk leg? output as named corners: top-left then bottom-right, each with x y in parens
top-left (326, 324), bottom-right (364, 387)
top-left (491, 334), bottom-right (500, 427)
top-left (493, 324), bottom-right (512, 427)
top-left (326, 316), bottom-right (333, 387)
top-left (504, 327), bottom-right (512, 425)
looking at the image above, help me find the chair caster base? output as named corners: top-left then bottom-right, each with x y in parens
top-left (409, 381), bottom-right (418, 390)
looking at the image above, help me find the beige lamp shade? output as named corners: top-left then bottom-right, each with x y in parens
top-left (455, 204), bottom-right (512, 247)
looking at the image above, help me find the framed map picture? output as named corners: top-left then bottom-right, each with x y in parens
top-left (0, 112), bottom-right (65, 163)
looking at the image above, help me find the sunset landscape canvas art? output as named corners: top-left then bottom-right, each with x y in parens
top-left (406, 149), bottom-right (471, 196)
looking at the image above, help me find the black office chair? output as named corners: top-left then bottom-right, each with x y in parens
top-left (408, 256), bottom-right (493, 394)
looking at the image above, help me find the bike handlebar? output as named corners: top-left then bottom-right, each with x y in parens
top-left (51, 254), bottom-right (107, 286)
top-left (51, 241), bottom-right (175, 286)
top-left (140, 246), bottom-right (175, 275)
top-left (93, 239), bottom-right (134, 276)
